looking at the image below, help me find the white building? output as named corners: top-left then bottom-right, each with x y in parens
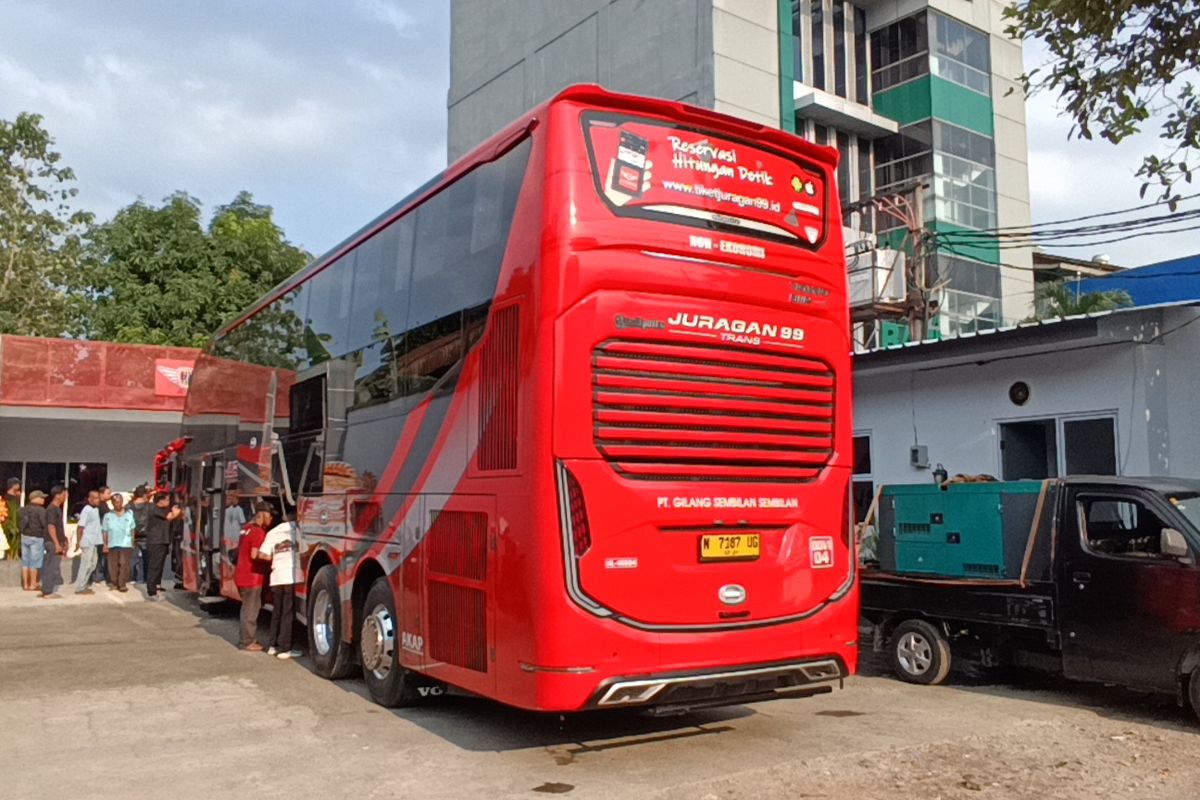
top-left (850, 303), bottom-right (1200, 516)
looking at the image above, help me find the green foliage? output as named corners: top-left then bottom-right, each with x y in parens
top-left (1034, 281), bottom-right (1133, 319)
top-left (1005, 1), bottom-right (1200, 203)
top-left (81, 190), bottom-right (310, 347)
top-left (0, 113), bottom-right (92, 336)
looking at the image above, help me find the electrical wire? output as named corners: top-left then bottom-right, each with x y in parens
top-left (927, 192), bottom-right (1200, 237)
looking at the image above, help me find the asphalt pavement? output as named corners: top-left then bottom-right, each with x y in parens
top-left (1, 567), bottom-right (1197, 799)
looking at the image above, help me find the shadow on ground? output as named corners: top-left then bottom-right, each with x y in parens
top-left (171, 589), bottom-right (757, 752)
top-left (859, 645), bottom-right (1198, 733)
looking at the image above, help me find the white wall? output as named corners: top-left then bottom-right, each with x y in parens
top-left (853, 309), bottom-right (1200, 485)
top-left (0, 418), bottom-right (178, 494)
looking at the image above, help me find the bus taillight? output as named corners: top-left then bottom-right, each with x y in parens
top-left (563, 467), bottom-right (592, 558)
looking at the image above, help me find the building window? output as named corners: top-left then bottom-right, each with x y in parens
top-left (931, 11), bottom-right (990, 95)
top-left (810, 0), bottom-right (826, 91)
top-left (791, 1), bottom-right (804, 82)
top-left (833, 1), bottom-right (847, 98)
top-left (874, 121), bottom-right (932, 191)
top-left (1000, 416), bottom-right (1117, 480)
top-left (853, 434), bottom-right (874, 523)
top-left (853, 6), bottom-right (868, 103)
top-left (932, 121), bottom-right (997, 231)
top-left (836, 132), bottom-right (852, 202)
top-left (870, 11), bottom-right (929, 93)
top-left (934, 256), bottom-right (1000, 298)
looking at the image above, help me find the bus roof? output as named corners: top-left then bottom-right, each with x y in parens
top-left (216, 84), bottom-right (838, 340)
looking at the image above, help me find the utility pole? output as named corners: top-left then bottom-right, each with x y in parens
top-left (843, 179), bottom-right (931, 345)
top-left (909, 181), bottom-right (928, 342)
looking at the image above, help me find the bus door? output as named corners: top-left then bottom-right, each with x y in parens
top-left (414, 494), bottom-right (497, 693)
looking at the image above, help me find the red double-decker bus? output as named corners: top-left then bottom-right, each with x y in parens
top-left (176, 85), bottom-right (856, 712)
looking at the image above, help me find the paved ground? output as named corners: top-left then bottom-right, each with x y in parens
top-left (2, 566), bottom-right (1198, 799)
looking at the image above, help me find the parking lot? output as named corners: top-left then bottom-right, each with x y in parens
top-left (2, 583), bottom-right (1197, 800)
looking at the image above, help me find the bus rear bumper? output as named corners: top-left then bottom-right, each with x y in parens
top-left (584, 655), bottom-right (848, 711)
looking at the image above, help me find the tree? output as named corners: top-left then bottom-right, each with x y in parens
top-left (0, 113), bottom-right (92, 336)
top-left (80, 191), bottom-right (310, 347)
top-left (1034, 282), bottom-right (1133, 319)
top-left (1005, 1), bottom-right (1200, 202)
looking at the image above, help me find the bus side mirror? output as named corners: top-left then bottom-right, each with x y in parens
top-left (1161, 528), bottom-right (1191, 561)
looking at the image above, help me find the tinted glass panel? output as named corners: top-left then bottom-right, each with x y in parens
top-left (833, 1), bottom-right (847, 97)
top-left (854, 6), bottom-right (868, 102)
top-left (810, 0), bottom-right (825, 90)
top-left (933, 12), bottom-right (989, 72)
top-left (305, 255), bottom-right (354, 366)
top-left (853, 435), bottom-right (872, 475)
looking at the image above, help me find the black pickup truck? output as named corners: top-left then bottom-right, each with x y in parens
top-left (859, 476), bottom-right (1200, 719)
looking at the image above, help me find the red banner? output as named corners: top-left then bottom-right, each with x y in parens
top-left (154, 358), bottom-right (195, 397)
top-left (583, 113), bottom-right (828, 247)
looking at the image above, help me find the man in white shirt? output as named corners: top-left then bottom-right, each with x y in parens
top-left (73, 491), bottom-right (104, 595)
top-left (258, 520), bottom-right (302, 659)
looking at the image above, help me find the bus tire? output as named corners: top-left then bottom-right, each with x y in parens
top-left (889, 619), bottom-right (952, 686)
top-left (307, 566), bottom-right (354, 680)
top-left (1188, 666), bottom-right (1200, 722)
top-left (360, 577), bottom-right (419, 707)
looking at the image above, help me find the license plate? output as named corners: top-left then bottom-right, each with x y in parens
top-left (699, 533), bottom-right (760, 562)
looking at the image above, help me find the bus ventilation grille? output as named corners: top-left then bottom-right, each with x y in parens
top-left (428, 511), bottom-right (488, 672)
top-left (592, 338), bottom-right (835, 482)
top-left (478, 305), bottom-right (519, 471)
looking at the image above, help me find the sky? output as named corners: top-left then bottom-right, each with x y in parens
top-left (0, 1), bottom-right (1194, 268)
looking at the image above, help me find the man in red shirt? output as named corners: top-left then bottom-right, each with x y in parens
top-left (235, 501), bottom-right (274, 651)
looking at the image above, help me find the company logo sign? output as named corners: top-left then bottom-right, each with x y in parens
top-left (154, 359), bottom-right (195, 397)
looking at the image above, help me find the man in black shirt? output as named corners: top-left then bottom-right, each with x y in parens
top-left (18, 490), bottom-right (48, 592)
top-left (169, 492), bottom-right (185, 590)
top-left (40, 487), bottom-right (67, 598)
top-left (145, 492), bottom-right (181, 599)
top-left (130, 485), bottom-right (152, 584)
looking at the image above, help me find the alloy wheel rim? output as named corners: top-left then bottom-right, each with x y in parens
top-left (313, 588), bottom-right (335, 657)
top-left (361, 602), bottom-right (395, 680)
top-left (897, 631), bottom-right (933, 675)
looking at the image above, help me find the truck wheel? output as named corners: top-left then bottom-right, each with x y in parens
top-left (1189, 666), bottom-right (1200, 722)
top-left (889, 619), bottom-right (952, 685)
top-left (308, 565), bottom-right (354, 679)
top-left (360, 577), bottom-right (420, 707)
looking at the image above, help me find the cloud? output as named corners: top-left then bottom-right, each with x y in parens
top-left (1022, 41), bottom-right (1199, 267)
top-left (357, 0), bottom-right (415, 37)
top-left (0, 0), bottom-right (449, 255)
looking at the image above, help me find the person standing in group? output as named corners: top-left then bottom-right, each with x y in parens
top-left (102, 493), bottom-right (136, 592)
top-left (259, 517), bottom-right (302, 659)
top-left (3, 477), bottom-right (20, 561)
top-left (169, 493), bottom-right (185, 589)
top-left (129, 486), bottom-right (152, 584)
top-left (235, 502), bottom-right (273, 652)
top-left (40, 487), bottom-right (67, 599)
top-left (144, 492), bottom-right (181, 599)
top-left (17, 490), bottom-right (47, 592)
top-left (223, 492), bottom-right (245, 541)
top-left (73, 491), bottom-right (104, 596)
top-left (96, 486), bottom-right (114, 585)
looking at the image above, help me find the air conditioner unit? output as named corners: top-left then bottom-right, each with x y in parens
top-left (846, 249), bottom-right (906, 306)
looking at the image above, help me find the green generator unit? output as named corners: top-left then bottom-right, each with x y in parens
top-left (877, 482), bottom-right (1044, 579)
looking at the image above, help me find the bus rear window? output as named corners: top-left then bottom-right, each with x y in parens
top-left (581, 111), bottom-right (829, 248)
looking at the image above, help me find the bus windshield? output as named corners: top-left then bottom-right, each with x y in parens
top-left (581, 111), bottom-right (829, 248)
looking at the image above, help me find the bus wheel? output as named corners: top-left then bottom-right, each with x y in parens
top-left (360, 577), bottom-right (419, 707)
top-left (308, 566), bottom-right (354, 679)
top-left (889, 619), bottom-right (952, 686)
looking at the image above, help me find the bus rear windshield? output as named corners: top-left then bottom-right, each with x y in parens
top-left (581, 110), bottom-right (829, 248)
